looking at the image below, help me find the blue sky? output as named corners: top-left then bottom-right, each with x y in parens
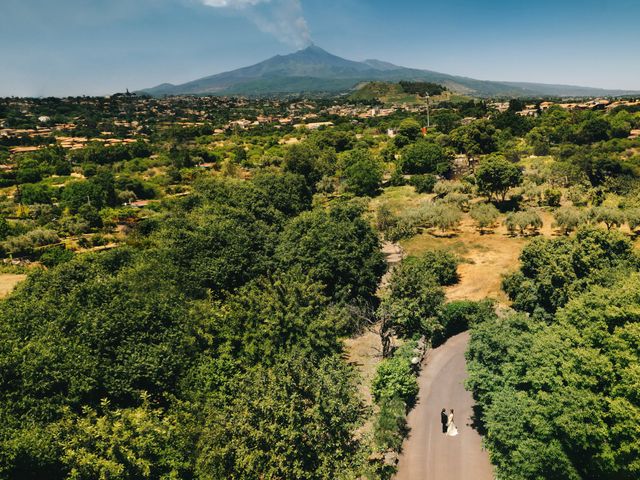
top-left (2, 0), bottom-right (639, 96)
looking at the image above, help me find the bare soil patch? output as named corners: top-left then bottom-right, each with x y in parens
top-left (0, 274), bottom-right (27, 299)
top-left (344, 327), bottom-right (383, 407)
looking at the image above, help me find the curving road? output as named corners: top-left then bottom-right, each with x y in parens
top-left (394, 332), bottom-right (494, 480)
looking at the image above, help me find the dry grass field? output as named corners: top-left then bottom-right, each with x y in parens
top-left (373, 187), bottom-right (562, 304)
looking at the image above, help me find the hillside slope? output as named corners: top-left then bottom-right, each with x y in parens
top-left (140, 45), bottom-right (639, 98)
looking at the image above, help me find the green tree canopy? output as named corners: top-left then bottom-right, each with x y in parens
top-left (251, 169), bottom-right (312, 217)
top-left (401, 141), bottom-right (453, 175)
top-left (216, 270), bottom-right (344, 364)
top-left (15, 183), bottom-right (54, 205)
top-left (449, 119), bottom-right (499, 157)
top-left (283, 142), bottom-right (334, 189)
top-left (341, 148), bottom-right (383, 197)
top-left (378, 250), bottom-right (458, 341)
top-left (276, 202), bottom-right (385, 303)
top-left (475, 155), bottom-right (523, 201)
top-left (397, 118), bottom-right (422, 141)
top-left (468, 274), bottom-right (640, 480)
top-left (196, 355), bottom-right (362, 480)
top-left (502, 228), bottom-right (637, 316)
top-left (61, 172), bottom-right (117, 212)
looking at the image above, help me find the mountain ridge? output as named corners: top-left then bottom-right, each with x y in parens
top-left (139, 45), bottom-right (640, 98)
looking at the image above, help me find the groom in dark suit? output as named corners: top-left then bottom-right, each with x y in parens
top-left (440, 408), bottom-right (448, 433)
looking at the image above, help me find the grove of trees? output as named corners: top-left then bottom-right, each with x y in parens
top-left (0, 175), bottom-right (385, 479)
top-left (468, 228), bottom-right (640, 479)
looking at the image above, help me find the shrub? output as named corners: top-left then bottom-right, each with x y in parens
top-left (78, 204), bottom-right (103, 229)
top-left (626, 208), bottom-right (640, 232)
top-left (385, 217), bottom-right (418, 242)
top-left (16, 183), bottom-right (55, 205)
top-left (432, 300), bottom-right (495, 347)
top-left (409, 174), bottom-right (437, 194)
top-left (0, 216), bottom-right (10, 241)
top-left (372, 342), bottom-right (420, 406)
top-left (2, 229), bottom-right (59, 255)
top-left (39, 246), bottom-right (74, 268)
top-left (77, 236), bottom-right (91, 249)
top-left (388, 167), bottom-right (406, 187)
top-left (439, 192), bottom-right (471, 211)
top-left (16, 167), bottom-right (42, 184)
top-left (373, 396), bottom-right (408, 452)
top-left (91, 234), bottom-right (109, 247)
top-left (376, 203), bottom-right (397, 233)
top-left (372, 358), bottom-right (418, 405)
top-left (567, 185), bottom-right (589, 207)
top-left (544, 188), bottom-right (562, 207)
top-left (404, 250), bottom-right (459, 286)
top-left (114, 177), bottom-right (157, 200)
top-left (433, 180), bottom-right (473, 196)
top-left (376, 203), bottom-right (431, 242)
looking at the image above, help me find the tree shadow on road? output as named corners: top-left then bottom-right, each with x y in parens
top-left (467, 404), bottom-right (488, 436)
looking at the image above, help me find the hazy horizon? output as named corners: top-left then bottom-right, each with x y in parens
top-left (2, 0), bottom-right (640, 97)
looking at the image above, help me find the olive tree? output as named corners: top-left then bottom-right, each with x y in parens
top-left (417, 203), bottom-right (463, 233)
top-left (625, 208), bottom-right (640, 233)
top-left (591, 206), bottom-right (625, 230)
top-left (505, 210), bottom-right (543, 236)
top-left (553, 207), bottom-right (588, 235)
top-left (470, 203), bottom-right (500, 233)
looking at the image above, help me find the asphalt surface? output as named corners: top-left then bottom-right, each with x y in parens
top-left (394, 332), bottom-right (494, 480)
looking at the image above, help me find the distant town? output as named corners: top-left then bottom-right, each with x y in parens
top-left (3, 94), bottom-right (640, 157)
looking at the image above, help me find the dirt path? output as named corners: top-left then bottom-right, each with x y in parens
top-left (345, 241), bottom-right (405, 407)
top-left (380, 240), bottom-right (404, 288)
top-left (394, 332), bottom-right (494, 480)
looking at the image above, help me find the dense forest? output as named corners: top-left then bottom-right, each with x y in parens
top-left (1, 91), bottom-right (640, 478)
top-left (467, 228), bottom-right (640, 479)
top-left (0, 174), bottom-right (385, 479)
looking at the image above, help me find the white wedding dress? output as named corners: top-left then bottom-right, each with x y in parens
top-left (446, 414), bottom-right (459, 437)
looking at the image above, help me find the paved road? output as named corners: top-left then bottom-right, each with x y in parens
top-left (395, 332), bottom-right (494, 480)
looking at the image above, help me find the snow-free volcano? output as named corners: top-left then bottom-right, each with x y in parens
top-left (140, 45), bottom-right (640, 97)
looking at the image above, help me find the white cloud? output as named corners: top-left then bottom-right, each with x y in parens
top-left (199, 0), bottom-right (311, 48)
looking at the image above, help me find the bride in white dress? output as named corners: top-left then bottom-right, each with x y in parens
top-left (446, 409), bottom-right (459, 437)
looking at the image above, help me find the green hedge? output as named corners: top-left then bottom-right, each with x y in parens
top-left (371, 341), bottom-right (419, 406)
top-left (368, 341), bottom-right (422, 479)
